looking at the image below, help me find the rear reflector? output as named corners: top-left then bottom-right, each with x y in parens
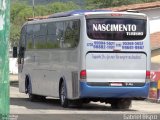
top-left (146, 71), bottom-right (150, 79)
top-left (80, 70), bottom-right (86, 79)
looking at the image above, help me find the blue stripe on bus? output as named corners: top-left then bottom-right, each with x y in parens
top-left (80, 82), bottom-right (150, 98)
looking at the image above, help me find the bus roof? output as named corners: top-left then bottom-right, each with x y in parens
top-left (48, 10), bottom-right (111, 18)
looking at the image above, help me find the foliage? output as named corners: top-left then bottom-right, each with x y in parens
top-left (85, 0), bottom-right (160, 9)
top-left (47, 2), bottom-right (80, 14)
top-left (10, 2), bottom-right (80, 46)
top-left (10, 24), bottom-right (21, 46)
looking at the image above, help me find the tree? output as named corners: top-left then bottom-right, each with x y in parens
top-left (11, 3), bottom-right (27, 23)
top-left (47, 2), bottom-right (80, 13)
top-left (85, 0), bottom-right (159, 9)
top-left (85, 0), bottom-right (119, 9)
top-left (10, 2), bottom-right (80, 46)
top-left (10, 24), bottom-right (20, 47)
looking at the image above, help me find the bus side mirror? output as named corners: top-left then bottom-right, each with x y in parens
top-left (13, 46), bottom-right (17, 58)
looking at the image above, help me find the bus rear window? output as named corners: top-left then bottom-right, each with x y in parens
top-left (87, 18), bottom-right (146, 40)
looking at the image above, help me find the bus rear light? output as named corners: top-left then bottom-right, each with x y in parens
top-left (80, 70), bottom-right (86, 80)
top-left (146, 71), bottom-right (150, 79)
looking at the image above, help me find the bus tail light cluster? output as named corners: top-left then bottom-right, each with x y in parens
top-left (80, 70), bottom-right (86, 80)
top-left (146, 71), bottom-right (150, 80)
top-left (111, 13), bottom-right (122, 16)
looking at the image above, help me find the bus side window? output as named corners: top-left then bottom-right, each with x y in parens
top-left (34, 23), bottom-right (47, 49)
top-left (47, 22), bottom-right (60, 49)
top-left (19, 26), bottom-right (26, 56)
top-left (26, 24), bottom-right (33, 49)
top-left (18, 26), bottom-right (26, 63)
top-left (20, 26), bottom-right (26, 48)
top-left (56, 22), bottom-right (64, 48)
top-left (64, 20), bottom-right (80, 48)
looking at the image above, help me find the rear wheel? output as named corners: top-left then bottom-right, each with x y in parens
top-left (59, 82), bottom-right (69, 108)
top-left (26, 80), bottom-right (37, 102)
top-left (39, 96), bottom-right (46, 101)
top-left (28, 93), bottom-right (38, 102)
top-left (111, 99), bottom-right (132, 109)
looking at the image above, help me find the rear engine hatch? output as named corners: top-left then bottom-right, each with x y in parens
top-left (86, 52), bottom-right (146, 83)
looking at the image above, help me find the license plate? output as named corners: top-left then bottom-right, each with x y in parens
top-left (110, 82), bottom-right (123, 86)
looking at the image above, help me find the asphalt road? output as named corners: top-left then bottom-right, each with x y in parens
top-left (10, 81), bottom-right (160, 120)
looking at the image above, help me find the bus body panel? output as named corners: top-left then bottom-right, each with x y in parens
top-left (86, 52), bottom-right (146, 83)
top-left (19, 48), bottom-right (81, 98)
top-left (80, 82), bottom-right (150, 98)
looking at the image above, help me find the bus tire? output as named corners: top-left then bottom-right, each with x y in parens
top-left (59, 81), bottom-right (69, 108)
top-left (39, 96), bottom-right (46, 101)
top-left (26, 78), bottom-right (37, 102)
top-left (111, 99), bottom-right (131, 109)
top-left (28, 93), bottom-right (37, 102)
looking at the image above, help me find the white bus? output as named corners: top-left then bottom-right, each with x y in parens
top-left (13, 10), bottom-right (150, 109)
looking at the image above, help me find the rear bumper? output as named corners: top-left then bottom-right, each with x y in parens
top-left (80, 82), bottom-right (150, 98)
